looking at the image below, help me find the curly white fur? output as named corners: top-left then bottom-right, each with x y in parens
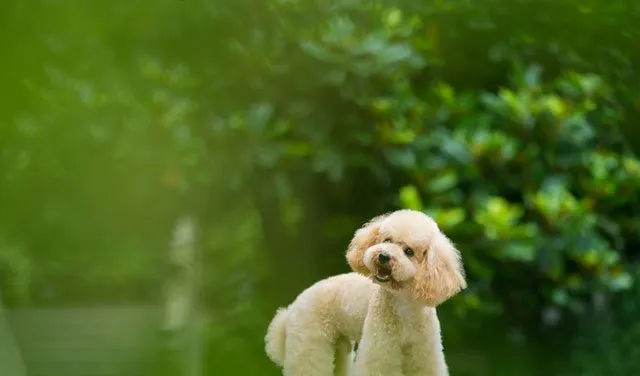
top-left (265, 273), bottom-right (372, 376)
top-left (264, 209), bottom-right (466, 376)
top-left (353, 292), bottom-right (448, 376)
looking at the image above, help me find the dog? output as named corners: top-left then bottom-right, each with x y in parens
top-left (349, 210), bottom-right (466, 376)
top-left (265, 209), bottom-right (466, 376)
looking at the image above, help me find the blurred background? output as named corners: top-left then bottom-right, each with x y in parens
top-left (1, 0), bottom-right (640, 375)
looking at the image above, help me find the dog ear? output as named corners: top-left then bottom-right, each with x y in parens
top-left (413, 230), bottom-right (466, 306)
top-left (346, 214), bottom-right (388, 274)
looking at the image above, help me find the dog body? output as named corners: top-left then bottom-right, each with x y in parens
top-left (353, 290), bottom-right (447, 376)
top-left (265, 210), bottom-right (466, 376)
top-left (265, 272), bottom-right (374, 376)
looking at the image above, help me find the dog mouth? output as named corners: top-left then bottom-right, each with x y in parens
top-left (375, 266), bottom-right (393, 283)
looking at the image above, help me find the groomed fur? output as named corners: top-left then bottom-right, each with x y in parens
top-left (347, 210), bottom-right (466, 306)
top-left (413, 230), bottom-right (467, 306)
top-left (265, 307), bottom-right (289, 365)
top-left (264, 209), bottom-right (466, 376)
top-left (348, 210), bottom-right (466, 376)
top-left (264, 273), bottom-right (374, 376)
top-left (346, 214), bottom-right (389, 276)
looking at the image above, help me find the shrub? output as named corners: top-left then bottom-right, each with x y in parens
top-left (202, 1), bottom-right (640, 324)
top-left (2, 0), bottom-right (640, 330)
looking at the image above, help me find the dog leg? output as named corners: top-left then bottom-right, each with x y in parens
top-left (283, 333), bottom-right (336, 376)
top-left (334, 337), bottom-right (353, 376)
top-left (352, 299), bottom-right (404, 376)
top-left (402, 341), bottom-right (448, 376)
top-left (402, 310), bottom-right (449, 376)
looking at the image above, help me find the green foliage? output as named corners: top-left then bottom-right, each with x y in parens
top-left (381, 66), bottom-right (640, 320)
top-left (2, 2), bottom-right (640, 371)
top-left (560, 269), bottom-right (640, 376)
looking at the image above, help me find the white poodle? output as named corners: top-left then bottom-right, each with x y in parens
top-left (265, 209), bottom-right (466, 376)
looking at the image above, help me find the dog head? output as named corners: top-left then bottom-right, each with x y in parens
top-left (346, 209), bottom-right (466, 306)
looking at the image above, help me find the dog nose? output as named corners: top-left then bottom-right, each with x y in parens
top-left (378, 253), bottom-right (390, 264)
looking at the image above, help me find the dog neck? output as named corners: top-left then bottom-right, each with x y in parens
top-left (377, 286), bottom-right (424, 315)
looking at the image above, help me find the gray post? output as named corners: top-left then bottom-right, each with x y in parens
top-left (162, 215), bottom-right (203, 376)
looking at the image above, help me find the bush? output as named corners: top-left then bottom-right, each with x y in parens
top-left (2, 0), bottom-right (640, 332)
top-left (387, 66), bottom-right (640, 321)
top-left (199, 0), bottom-right (640, 324)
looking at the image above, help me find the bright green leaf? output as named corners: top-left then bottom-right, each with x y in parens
top-left (399, 185), bottom-right (423, 211)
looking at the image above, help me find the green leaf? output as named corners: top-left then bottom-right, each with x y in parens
top-left (532, 177), bottom-right (580, 223)
top-left (523, 64), bottom-right (543, 89)
top-left (578, 74), bottom-right (604, 97)
top-left (440, 137), bottom-right (471, 164)
top-left (399, 185), bottom-right (423, 211)
top-left (324, 15), bottom-right (356, 44)
top-left (372, 98), bottom-right (392, 114)
top-left (581, 249), bottom-right (600, 267)
top-left (382, 8), bottom-right (403, 29)
top-left (428, 171), bottom-right (458, 193)
top-left (609, 272), bottom-right (633, 291)
top-left (551, 288), bottom-right (569, 306)
top-left (434, 82), bottom-right (456, 105)
top-left (385, 147), bottom-right (416, 168)
top-left (377, 44), bottom-right (419, 66)
top-left (541, 95), bottom-right (567, 118)
top-left (502, 241), bottom-right (537, 262)
top-left (285, 141), bottom-right (313, 157)
top-left (602, 251), bottom-right (620, 266)
top-left (389, 129), bottom-right (417, 144)
top-left (312, 149), bottom-right (344, 182)
top-left (246, 102), bottom-right (274, 134)
top-left (427, 207), bottom-right (466, 229)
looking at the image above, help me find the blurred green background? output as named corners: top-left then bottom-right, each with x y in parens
top-left (1, 0), bottom-right (640, 375)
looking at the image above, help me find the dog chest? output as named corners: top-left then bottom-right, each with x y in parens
top-left (394, 299), bottom-right (431, 344)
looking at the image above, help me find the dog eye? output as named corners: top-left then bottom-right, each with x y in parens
top-left (404, 248), bottom-right (414, 257)
top-left (383, 238), bottom-right (392, 243)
